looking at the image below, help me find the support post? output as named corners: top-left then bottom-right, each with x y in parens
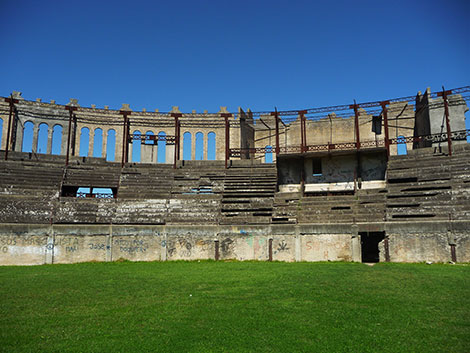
top-left (350, 101), bottom-right (361, 150)
top-left (65, 105), bottom-right (77, 166)
top-left (299, 110), bottom-right (307, 153)
top-left (380, 101), bottom-right (390, 158)
top-left (438, 87), bottom-right (453, 156)
top-left (271, 109), bottom-right (280, 156)
top-left (383, 237), bottom-right (390, 262)
top-left (215, 240), bottom-right (220, 261)
top-left (4, 95), bottom-right (18, 160)
top-left (221, 112), bottom-right (232, 169)
top-left (268, 238), bottom-right (273, 261)
top-left (71, 114), bottom-right (77, 156)
top-left (120, 111), bottom-right (131, 167)
top-left (171, 113), bottom-right (182, 169)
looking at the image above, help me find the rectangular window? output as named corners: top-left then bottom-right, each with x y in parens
top-left (312, 158), bottom-right (322, 176)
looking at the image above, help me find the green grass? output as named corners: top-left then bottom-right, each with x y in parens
top-left (0, 261), bottom-right (469, 353)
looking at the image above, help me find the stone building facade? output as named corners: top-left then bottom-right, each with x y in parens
top-left (0, 86), bottom-right (469, 265)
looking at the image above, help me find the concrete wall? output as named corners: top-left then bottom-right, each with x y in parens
top-left (277, 151), bottom-right (387, 186)
top-left (1, 222), bottom-right (468, 265)
top-left (415, 88), bottom-right (469, 149)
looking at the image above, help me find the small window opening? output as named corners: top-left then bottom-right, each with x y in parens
top-left (61, 186), bottom-right (116, 198)
top-left (312, 158), bottom-right (322, 176)
top-left (360, 231), bottom-right (385, 263)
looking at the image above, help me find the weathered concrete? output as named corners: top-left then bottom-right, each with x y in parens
top-left (1, 222), bottom-right (468, 265)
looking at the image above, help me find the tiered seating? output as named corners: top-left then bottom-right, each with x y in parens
top-left (272, 187), bottom-right (386, 224)
top-left (220, 161), bottom-right (277, 224)
top-left (0, 152), bottom-right (65, 224)
top-left (385, 144), bottom-right (470, 221)
top-left (0, 154), bottom-right (64, 198)
top-left (118, 163), bottom-right (174, 199)
top-left (63, 158), bottom-right (121, 190)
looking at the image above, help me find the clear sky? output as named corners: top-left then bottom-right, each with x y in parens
top-left (0, 0), bottom-right (469, 113)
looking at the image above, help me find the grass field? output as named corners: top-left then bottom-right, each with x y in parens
top-left (0, 261), bottom-right (469, 353)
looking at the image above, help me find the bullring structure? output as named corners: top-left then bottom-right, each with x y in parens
top-left (0, 86), bottom-right (469, 265)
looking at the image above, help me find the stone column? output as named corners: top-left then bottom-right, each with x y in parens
top-left (351, 225), bottom-right (361, 262)
top-left (61, 124), bottom-right (68, 155)
top-left (14, 119), bottom-right (23, 152)
top-left (102, 130), bottom-right (108, 159)
top-left (203, 134), bottom-right (207, 160)
top-left (191, 132), bottom-right (196, 160)
top-left (31, 124), bottom-right (39, 153)
top-left (47, 126), bottom-right (53, 154)
top-left (88, 129), bottom-right (95, 157)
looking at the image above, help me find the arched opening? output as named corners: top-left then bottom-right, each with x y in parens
top-left (37, 123), bottom-right (49, 154)
top-left (22, 121), bottom-right (34, 153)
top-left (93, 128), bottom-right (103, 158)
top-left (265, 145), bottom-right (273, 163)
top-left (397, 135), bottom-right (407, 155)
top-left (79, 127), bottom-right (90, 157)
top-left (132, 130), bottom-right (141, 162)
top-left (207, 132), bottom-right (216, 160)
top-left (145, 131), bottom-right (154, 145)
top-left (183, 132), bottom-right (192, 160)
top-left (195, 132), bottom-right (204, 160)
top-left (51, 125), bottom-right (63, 155)
top-left (0, 118), bottom-right (3, 148)
top-left (157, 131), bottom-right (166, 163)
top-left (106, 129), bottom-right (116, 161)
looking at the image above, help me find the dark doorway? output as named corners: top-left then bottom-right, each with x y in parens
top-left (360, 232), bottom-right (385, 263)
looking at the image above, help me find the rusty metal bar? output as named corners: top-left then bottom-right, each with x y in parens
top-left (120, 111), bottom-right (131, 167)
top-left (299, 110), bottom-right (307, 153)
top-left (268, 238), bottom-right (273, 261)
top-left (380, 101), bottom-right (390, 158)
top-left (4, 96), bottom-right (18, 160)
top-left (350, 101), bottom-right (360, 150)
top-left (221, 113), bottom-right (232, 169)
top-left (271, 109), bottom-right (280, 156)
top-left (450, 244), bottom-right (457, 262)
top-left (438, 87), bottom-right (453, 156)
top-left (71, 114), bottom-right (77, 156)
top-left (215, 240), bottom-right (220, 260)
top-left (65, 106), bottom-right (77, 166)
top-left (384, 237), bottom-right (390, 262)
top-left (171, 114), bottom-right (182, 169)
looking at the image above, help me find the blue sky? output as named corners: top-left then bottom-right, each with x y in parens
top-left (0, 0), bottom-right (468, 165)
top-left (0, 0), bottom-right (468, 113)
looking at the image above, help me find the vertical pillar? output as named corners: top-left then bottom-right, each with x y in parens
top-left (351, 225), bottom-right (361, 262)
top-left (120, 109), bottom-right (131, 167)
top-left (383, 237), bottom-right (390, 262)
top-left (220, 108), bottom-right (232, 169)
top-left (88, 128), bottom-right (95, 157)
top-left (215, 240), bottom-right (220, 260)
top-left (380, 101), bottom-right (390, 158)
top-left (438, 87), bottom-right (453, 156)
top-left (65, 101), bottom-right (78, 166)
top-left (102, 129), bottom-right (108, 158)
top-left (71, 114), bottom-right (77, 156)
top-left (4, 96), bottom-right (18, 160)
top-left (171, 112), bottom-right (182, 168)
top-left (350, 102), bottom-right (361, 150)
top-left (47, 126), bottom-right (53, 154)
top-left (268, 238), bottom-right (273, 261)
top-left (271, 109), bottom-right (280, 156)
top-left (31, 124), bottom-right (39, 153)
top-left (298, 110), bottom-right (307, 153)
top-left (191, 131), bottom-right (196, 161)
top-left (106, 226), bottom-right (113, 262)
